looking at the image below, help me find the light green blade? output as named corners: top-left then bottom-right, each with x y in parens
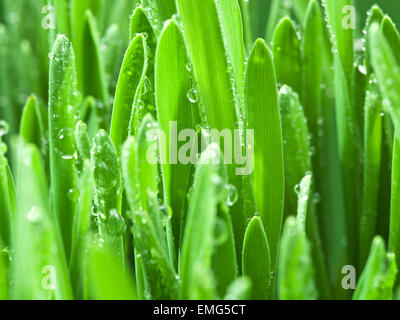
top-left (129, 6), bottom-right (157, 117)
top-left (88, 245), bottom-right (136, 300)
top-left (69, 160), bottom-right (93, 299)
top-left (389, 131), bottom-right (400, 277)
top-left (242, 216), bottom-right (271, 300)
top-left (224, 277), bottom-right (252, 300)
top-left (353, 236), bottom-right (397, 300)
top-left (71, 0), bottom-right (99, 90)
top-left (179, 144), bottom-right (223, 300)
top-left (13, 140), bottom-right (72, 300)
top-left (122, 133), bottom-right (178, 300)
top-left (155, 20), bottom-right (195, 249)
top-left (48, 34), bottom-right (80, 257)
top-left (278, 216), bottom-right (317, 300)
top-left (215, 0), bottom-right (245, 97)
top-left (279, 85), bottom-right (311, 218)
top-left (110, 34), bottom-right (147, 153)
top-left (272, 17), bottom-right (301, 95)
top-left (141, 0), bottom-right (176, 26)
top-left (176, 0), bottom-right (253, 262)
top-left (245, 38), bottom-right (284, 282)
top-left (323, 0), bottom-right (354, 88)
top-left (91, 129), bottom-right (124, 263)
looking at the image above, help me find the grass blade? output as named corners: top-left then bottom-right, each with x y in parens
top-left (122, 128), bottom-right (178, 300)
top-left (279, 85), bottom-right (311, 218)
top-left (278, 216), bottom-right (317, 300)
top-left (82, 10), bottom-right (109, 130)
top-left (179, 143), bottom-right (223, 300)
top-left (91, 130), bottom-right (124, 263)
top-left (110, 34), bottom-right (147, 153)
top-left (155, 20), bottom-right (195, 250)
top-left (19, 95), bottom-right (48, 150)
top-left (69, 159), bottom-right (93, 299)
top-left (129, 6), bottom-right (157, 117)
top-left (242, 216), bottom-right (271, 300)
top-left (13, 140), bottom-right (72, 299)
top-left (359, 77), bottom-right (382, 267)
top-left (215, 0), bottom-right (245, 96)
top-left (71, 0), bottom-right (99, 90)
top-left (88, 245), bottom-right (136, 300)
top-left (323, 0), bottom-right (354, 87)
top-left (272, 17), bottom-right (301, 95)
top-left (353, 236), bottom-right (397, 300)
top-left (389, 132), bottom-right (400, 277)
top-left (48, 34), bottom-right (80, 256)
top-left (245, 39), bottom-right (284, 284)
top-left (369, 22), bottom-right (400, 130)
top-left (176, 0), bottom-right (252, 261)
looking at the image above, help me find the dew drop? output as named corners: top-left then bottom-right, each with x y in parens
top-left (187, 88), bottom-right (199, 104)
top-left (225, 184), bottom-right (238, 207)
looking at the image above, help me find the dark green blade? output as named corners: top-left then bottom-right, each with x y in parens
top-left (82, 10), bottom-right (109, 130)
top-left (359, 77), bottom-right (382, 267)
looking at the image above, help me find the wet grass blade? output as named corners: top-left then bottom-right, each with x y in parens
top-left (176, 0), bottom-right (252, 261)
top-left (48, 34), bottom-right (80, 256)
top-left (179, 144), bottom-right (223, 300)
top-left (141, 0), bottom-right (177, 25)
top-left (353, 236), bottom-right (397, 300)
top-left (272, 17), bottom-right (302, 95)
top-left (0, 25), bottom-right (15, 133)
top-left (110, 34), bottom-right (147, 153)
top-left (389, 132), bottom-right (400, 276)
top-left (245, 39), bottom-right (284, 282)
top-left (122, 129), bottom-right (178, 300)
top-left (301, 0), bottom-right (323, 156)
top-left (242, 216), bottom-right (271, 300)
top-left (359, 77), bottom-right (382, 267)
top-left (369, 20), bottom-right (400, 129)
top-left (365, 5), bottom-right (384, 74)
top-left (155, 20), bottom-right (195, 249)
top-left (278, 216), bottom-right (317, 300)
top-left (129, 6), bottom-right (157, 117)
top-left (212, 203), bottom-right (238, 297)
top-left (323, 0), bottom-right (354, 87)
top-left (215, 0), bottom-right (245, 95)
top-left (381, 16), bottom-right (400, 66)
top-left (69, 159), bottom-right (92, 299)
top-left (13, 140), bottom-right (72, 299)
top-left (279, 85), bottom-right (311, 218)
top-left (91, 130), bottom-right (124, 264)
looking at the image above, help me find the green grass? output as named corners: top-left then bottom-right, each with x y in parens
top-left (1, 0), bottom-right (400, 300)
